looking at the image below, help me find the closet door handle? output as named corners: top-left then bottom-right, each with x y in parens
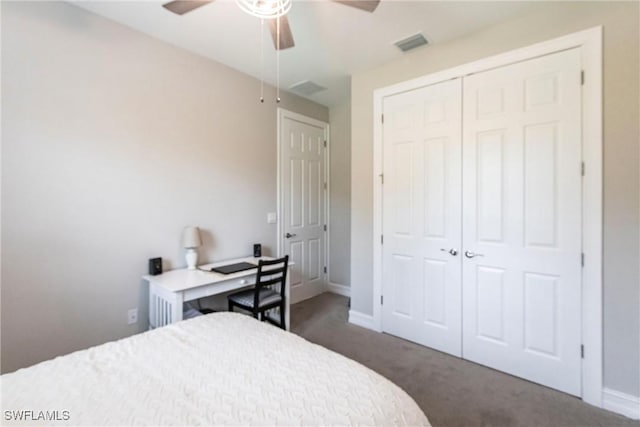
top-left (440, 248), bottom-right (458, 256)
top-left (464, 251), bottom-right (484, 259)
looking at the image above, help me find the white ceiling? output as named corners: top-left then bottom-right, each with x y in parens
top-left (71, 0), bottom-right (550, 107)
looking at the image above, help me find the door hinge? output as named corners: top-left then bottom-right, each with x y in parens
top-left (323, 140), bottom-right (327, 148)
top-left (323, 224), bottom-right (327, 232)
top-left (581, 162), bottom-right (585, 176)
top-left (581, 253), bottom-right (585, 267)
top-left (379, 173), bottom-right (384, 184)
top-left (581, 70), bottom-right (585, 86)
top-left (381, 235), bottom-right (384, 245)
top-left (381, 295), bottom-right (384, 305)
top-left (323, 266), bottom-right (327, 274)
top-left (581, 344), bottom-right (584, 358)
top-left (381, 114), bottom-right (384, 124)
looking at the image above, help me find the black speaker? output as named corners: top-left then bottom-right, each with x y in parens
top-left (253, 244), bottom-right (262, 258)
top-left (148, 257), bottom-right (163, 275)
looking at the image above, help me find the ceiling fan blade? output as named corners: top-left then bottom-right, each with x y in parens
top-left (162, 1), bottom-right (214, 15)
top-left (332, 0), bottom-right (380, 13)
top-left (268, 16), bottom-right (295, 50)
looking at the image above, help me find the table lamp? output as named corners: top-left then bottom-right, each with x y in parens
top-left (182, 226), bottom-right (202, 270)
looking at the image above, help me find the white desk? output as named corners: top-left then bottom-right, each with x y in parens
top-left (143, 256), bottom-right (290, 329)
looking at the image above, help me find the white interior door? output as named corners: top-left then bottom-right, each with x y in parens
top-left (279, 111), bottom-right (328, 304)
top-left (381, 79), bottom-right (463, 356)
top-left (462, 48), bottom-right (582, 395)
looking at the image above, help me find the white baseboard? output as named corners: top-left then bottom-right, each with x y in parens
top-left (327, 282), bottom-right (350, 297)
top-left (602, 388), bottom-right (640, 420)
top-left (348, 310), bottom-right (380, 332)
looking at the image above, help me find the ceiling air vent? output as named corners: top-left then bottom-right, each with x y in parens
top-left (289, 80), bottom-right (327, 96)
top-left (394, 32), bottom-right (429, 52)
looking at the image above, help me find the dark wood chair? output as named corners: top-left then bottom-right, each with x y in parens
top-left (227, 256), bottom-right (288, 329)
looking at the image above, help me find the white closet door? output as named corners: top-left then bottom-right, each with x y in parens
top-left (382, 79), bottom-right (463, 356)
top-left (462, 48), bottom-right (582, 395)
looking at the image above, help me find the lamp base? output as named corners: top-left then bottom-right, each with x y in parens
top-left (185, 248), bottom-right (198, 270)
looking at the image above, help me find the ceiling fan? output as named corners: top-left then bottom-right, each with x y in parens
top-left (162, 0), bottom-right (380, 50)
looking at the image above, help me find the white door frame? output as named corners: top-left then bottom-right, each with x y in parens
top-left (277, 108), bottom-right (331, 300)
top-left (372, 27), bottom-right (603, 407)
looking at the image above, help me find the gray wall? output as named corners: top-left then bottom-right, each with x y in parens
top-left (350, 1), bottom-right (639, 396)
top-left (1, 1), bottom-right (328, 374)
top-left (329, 102), bottom-right (351, 287)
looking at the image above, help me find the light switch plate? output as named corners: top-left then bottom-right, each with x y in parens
top-left (267, 212), bottom-right (277, 224)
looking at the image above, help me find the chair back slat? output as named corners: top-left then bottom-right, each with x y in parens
top-left (257, 265), bottom-right (287, 276)
top-left (257, 257), bottom-right (288, 267)
top-left (257, 277), bottom-right (286, 288)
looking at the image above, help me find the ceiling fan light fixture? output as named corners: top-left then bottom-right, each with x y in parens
top-left (236, 0), bottom-right (292, 19)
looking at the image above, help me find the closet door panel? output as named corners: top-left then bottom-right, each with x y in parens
top-left (462, 48), bottom-right (582, 396)
top-left (382, 79), bottom-right (463, 357)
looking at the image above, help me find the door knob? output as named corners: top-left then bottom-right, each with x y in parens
top-left (464, 251), bottom-right (484, 259)
top-left (440, 248), bottom-right (458, 256)
top-left (285, 232), bottom-right (297, 239)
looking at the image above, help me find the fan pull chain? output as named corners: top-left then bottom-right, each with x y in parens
top-left (260, 18), bottom-right (264, 103)
top-left (276, 16), bottom-right (281, 103)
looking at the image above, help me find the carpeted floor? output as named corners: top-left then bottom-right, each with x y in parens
top-left (290, 292), bottom-right (639, 427)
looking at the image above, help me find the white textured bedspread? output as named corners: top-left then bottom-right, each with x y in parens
top-left (2, 312), bottom-right (429, 426)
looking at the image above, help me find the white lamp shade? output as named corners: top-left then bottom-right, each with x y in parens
top-left (182, 226), bottom-right (202, 248)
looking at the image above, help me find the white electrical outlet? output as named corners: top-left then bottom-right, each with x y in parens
top-left (267, 212), bottom-right (277, 224)
top-left (127, 308), bottom-right (138, 325)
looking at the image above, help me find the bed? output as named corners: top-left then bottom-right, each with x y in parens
top-left (1, 312), bottom-right (429, 426)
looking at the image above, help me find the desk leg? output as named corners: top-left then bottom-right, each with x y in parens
top-left (285, 270), bottom-right (290, 331)
top-left (149, 282), bottom-right (183, 328)
top-left (173, 292), bottom-right (184, 324)
top-left (148, 282), bottom-right (158, 329)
